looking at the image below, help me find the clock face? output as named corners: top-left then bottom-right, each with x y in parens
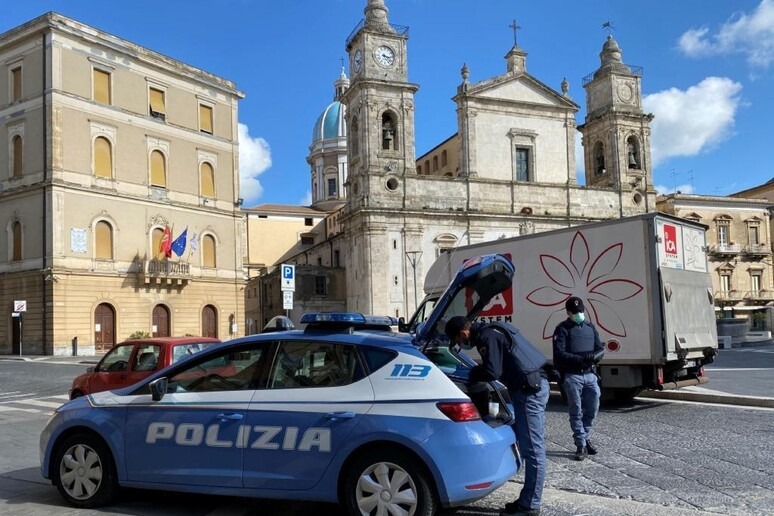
top-left (353, 50), bottom-right (362, 73)
top-left (617, 81), bottom-right (634, 103)
top-left (374, 45), bottom-right (395, 67)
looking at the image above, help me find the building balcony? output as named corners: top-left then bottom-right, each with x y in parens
top-left (715, 290), bottom-right (774, 303)
top-left (709, 244), bottom-right (742, 255)
top-left (742, 244), bottom-right (771, 256)
top-left (139, 259), bottom-right (191, 285)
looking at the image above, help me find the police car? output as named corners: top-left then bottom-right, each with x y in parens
top-left (40, 255), bottom-right (519, 515)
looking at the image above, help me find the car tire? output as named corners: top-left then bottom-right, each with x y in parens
top-left (70, 390), bottom-right (84, 400)
top-left (53, 433), bottom-right (117, 508)
top-left (343, 448), bottom-right (437, 516)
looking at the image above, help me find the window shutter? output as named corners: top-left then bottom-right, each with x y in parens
top-left (95, 221), bottom-right (113, 259)
top-left (200, 162), bottom-right (215, 197)
top-left (149, 88), bottom-right (166, 113)
top-left (12, 136), bottom-right (22, 177)
top-left (152, 228), bottom-right (164, 259)
top-left (94, 137), bottom-right (112, 177)
top-left (203, 235), bottom-right (216, 267)
top-left (199, 104), bottom-right (213, 134)
top-left (150, 150), bottom-right (166, 186)
top-left (93, 69), bottom-right (111, 104)
top-left (11, 68), bottom-right (21, 101)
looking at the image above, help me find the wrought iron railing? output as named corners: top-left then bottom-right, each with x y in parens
top-left (582, 64), bottom-right (643, 86)
top-left (144, 259), bottom-right (190, 276)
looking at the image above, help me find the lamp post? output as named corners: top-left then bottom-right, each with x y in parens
top-left (405, 251), bottom-right (423, 313)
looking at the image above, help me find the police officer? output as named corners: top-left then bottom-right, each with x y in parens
top-left (552, 296), bottom-right (604, 461)
top-left (445, 316), bottom-right (549, 516)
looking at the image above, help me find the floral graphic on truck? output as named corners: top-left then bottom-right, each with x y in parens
top-left (525, 231), bottom-right (644, 339)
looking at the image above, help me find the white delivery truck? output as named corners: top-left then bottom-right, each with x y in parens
top-left (401, 213), bottom-right (719, 401)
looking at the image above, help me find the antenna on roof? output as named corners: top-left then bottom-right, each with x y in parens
top-left (602, 21), bottom-right (615, 36)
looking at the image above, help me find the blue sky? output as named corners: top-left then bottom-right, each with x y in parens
top-left (4, 1), bottom-right (773, 206)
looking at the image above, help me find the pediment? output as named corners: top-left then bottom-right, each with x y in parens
top-left (468, 73), bottom-right (578, 110)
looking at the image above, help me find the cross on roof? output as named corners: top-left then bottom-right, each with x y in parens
top-left (602, 21), bottom-right (615, 35)
top-left (509, 19), bottom-right (521, 45)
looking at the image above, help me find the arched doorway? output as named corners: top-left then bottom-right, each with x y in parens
top-left (202, 305), bottom-right (217, 338)
top-left (152, 304), bottom-right (170, 338)
top-left (94, 303), bottom-right (116, 352)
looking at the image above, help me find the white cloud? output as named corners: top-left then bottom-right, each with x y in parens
top-left (238, 123), bottom-right (272, 205)
top-left (655, 183), bottom-right (695, 195)
top-left (643, 77), bottom-right (743, 166)
top-left (299, 190), bottom-right (312, 206)
top-left (678, 0), bottom-right (774, 68)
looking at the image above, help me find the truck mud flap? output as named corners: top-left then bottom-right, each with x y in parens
top-left (656, 376), bottom-right (708, 391)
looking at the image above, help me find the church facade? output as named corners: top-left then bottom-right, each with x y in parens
top-left (335, 0), bottom-right (656, 318)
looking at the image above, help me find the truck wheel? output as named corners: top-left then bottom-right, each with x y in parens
top-left (343, 448), bottom-right (437, 516)
top-left (53, 433), bottom-right (117, 508)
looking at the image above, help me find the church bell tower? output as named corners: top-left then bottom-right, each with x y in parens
top-left (341, 0), bottom-right (419, 208)
top-left (578, 35), bottom-right (654, 203)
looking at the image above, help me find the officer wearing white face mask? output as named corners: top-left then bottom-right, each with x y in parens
top-left (552, 296), bottom-right (604, 461)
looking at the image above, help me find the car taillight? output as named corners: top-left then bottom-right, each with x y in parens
top-left (436, 402), bottom-right (481, 422)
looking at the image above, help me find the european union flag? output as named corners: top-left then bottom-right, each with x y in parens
top-left (170, 227), bottom-right (188, 257)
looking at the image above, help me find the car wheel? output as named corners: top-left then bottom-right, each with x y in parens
top-left (53, 433), bottom-right (117, 508)
top-left (343, 448), bottom-right (437, 516)
top-left (70, 390), bottom-right (84, 400)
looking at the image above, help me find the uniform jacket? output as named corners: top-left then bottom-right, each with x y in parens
top-left (552, 318), bottom-right (604, 374)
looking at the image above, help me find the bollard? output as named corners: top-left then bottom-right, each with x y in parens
top-left (71, 336), bottom-right (78, 356)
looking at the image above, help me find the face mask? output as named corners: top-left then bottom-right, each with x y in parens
top-left (571, 312), bottom-right (585, 324)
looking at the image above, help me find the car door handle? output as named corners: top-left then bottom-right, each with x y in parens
top-left (216, 413), bottom-right (244, 421)
top-left (325, 411), bottom-right (356, 420)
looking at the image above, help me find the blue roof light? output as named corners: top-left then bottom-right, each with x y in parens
top-left (300, 312), bottom-right (367, 325)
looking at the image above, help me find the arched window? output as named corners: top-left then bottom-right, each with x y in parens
top-left (350, 117), bottom-right (359, 156)
top-left (200, 162), bottom-right (215, 197)
top-left (150, 149), bottom-right (166, 187)
top-left (12, 221), bottom-right (22, 261)
top-left (416, 164), bottom-right (422, 175)
top-left (424, 160), bottom-right (430, 174)
top-left (12, 135), bottom-right (23, 177)
top-left (626, 136), bottom-right (641, 169)
top-left (94, 137), bottom-right (113, 178)
top-left (594, 142), bottom-right (605, 174)
top-left (202, 234), bottom-right (216, 267)
top-left (151, 228), bottom-right (164, 259)
top-left (433, 156), bottom-right (438, 172)
top-left (95, 221), bottom-right (113, 260)
top-left (381, 112), bottom-right (398, 151)
top-left (441, 150), bottom-right (448, 167)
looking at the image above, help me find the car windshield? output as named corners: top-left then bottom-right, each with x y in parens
top-left (171, 341), bottom-right (219, 364)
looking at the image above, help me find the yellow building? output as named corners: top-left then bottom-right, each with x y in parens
top-left (0, 13), bottom-right (245, 355)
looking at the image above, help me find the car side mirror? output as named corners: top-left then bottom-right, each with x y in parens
top-left (149, 377), bottom-right (168, 402)
top-left (86, 366), bottom-right (95, 373)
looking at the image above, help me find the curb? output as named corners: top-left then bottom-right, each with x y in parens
top-left (639, 389), bottom-right (774, 408)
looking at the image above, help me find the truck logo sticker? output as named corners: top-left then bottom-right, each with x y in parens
top-left (145, 422), bottom-right (331, 452)
top-left (525, 231), bottom-right (644, 339)
top-left (388, 364), bottom-right (432, 379)
top-left (663, 224), bottom-right (678, 256)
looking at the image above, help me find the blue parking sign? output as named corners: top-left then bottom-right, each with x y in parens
top-left (281, 264), bottom-right (295, 291)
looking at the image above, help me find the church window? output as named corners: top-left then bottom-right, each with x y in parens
top-left (441, 150), bottom-right (448, 167)
top-left (514, 147), bottom-right (531, 182)
top-left (327, 178), bottom-right (337, 197)
top-left (626, 136), bottom-right (641, 169)
top-left (433, 156), bottom-right (438, 172)
top-left (594, 142), bottom-right (605, 174)
top-left (417, 164), bottom-right (422, 174)
top-left (381, 112), bottom-right (398, 151)
top-left (424, 160), bottom-right (430, 175)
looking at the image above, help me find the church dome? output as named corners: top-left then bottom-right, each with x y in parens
top-left (311, 68), bottom-right (349, 145)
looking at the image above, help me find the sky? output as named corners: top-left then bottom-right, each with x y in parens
top-left (3, 0), bottom-right (773, 206)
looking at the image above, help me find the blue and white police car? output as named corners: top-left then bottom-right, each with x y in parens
top-left (41, 255), bottom-right (519, 515)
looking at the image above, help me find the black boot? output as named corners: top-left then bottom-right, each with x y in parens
top-left (501, 501), bottom-right (540, 515)
top-left (586, 440), bottom-right (598, 455)
top-left (574, 445), bottom-right (587, 461)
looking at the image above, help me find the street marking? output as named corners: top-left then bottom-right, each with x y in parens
top-left (18, 400), bottom-right (63, 409)
top-left (645, 397), bottom-right (774, 412)
top-left (0, 405), bottom-right (45, 414)
top-left (49, 395), bottom-right (70, 401)
top-left (0, 393), bottom-right (37, 403)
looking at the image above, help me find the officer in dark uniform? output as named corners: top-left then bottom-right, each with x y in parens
top-left (552, 296), bottom-right (604, 461)
top-left (445, 316), bottom-right (549, 516)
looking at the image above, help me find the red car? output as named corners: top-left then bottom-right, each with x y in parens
top-left (69, 337), bottom-right (221, 399)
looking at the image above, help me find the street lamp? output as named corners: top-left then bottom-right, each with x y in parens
top-left (405, 250), bottom-right (423, 313)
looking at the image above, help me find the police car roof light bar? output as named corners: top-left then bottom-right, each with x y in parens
top-left (300, 312), bottom-right (367, 325)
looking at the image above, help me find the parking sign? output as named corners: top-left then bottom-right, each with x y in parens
top-left (281, 264), bottom-right (295, 291)
top-left (13, 300), bottom-right (27, 313)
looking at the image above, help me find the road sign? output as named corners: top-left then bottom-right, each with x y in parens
top-left (13, 300), bottom-right (27, 312)
top-left (281, 264), bottom-right (295, 291)
top-left (283, 290), bottom-right (294, 310)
